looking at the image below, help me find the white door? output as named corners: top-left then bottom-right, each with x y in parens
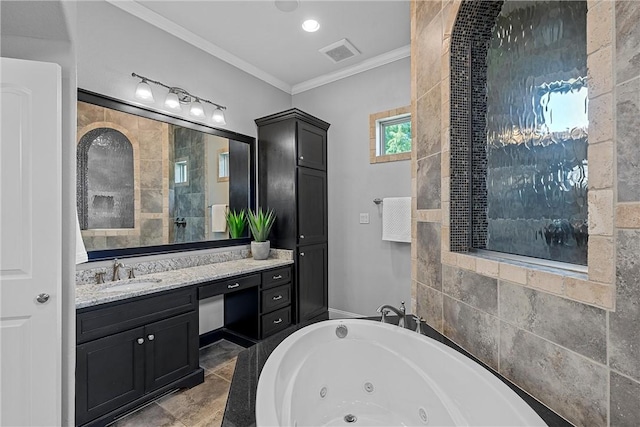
top-left (0, 57), bottom-right (62, 426)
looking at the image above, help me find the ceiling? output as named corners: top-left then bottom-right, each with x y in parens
top-left (108, 0), bottom-right (411, 94)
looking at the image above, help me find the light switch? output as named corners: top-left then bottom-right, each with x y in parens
top-left (359, 213), bottom-right (370, 224)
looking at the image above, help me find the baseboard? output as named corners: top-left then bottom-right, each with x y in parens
top-left (328, 308), bottom-right (363, 319)
top-left (199, 328), bottom-right (257, 349)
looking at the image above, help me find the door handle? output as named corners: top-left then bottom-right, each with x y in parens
top-left (272, 295), bottom-right (282, 301)
top-left (36, 293), bottom-right (50, 304)
top-left (228, 283), bottom-right (240, 289)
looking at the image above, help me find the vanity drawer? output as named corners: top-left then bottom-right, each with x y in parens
top-left (261, 306), bottom-right (291, 338)
top-left (77, 288), bottom-right (197, 344)
top-left (261, 283), bottom-right (291, 313)
top-left (262, 266), bottom-right (292, 290)
top-left (198, 273), bottom-right (260, 300)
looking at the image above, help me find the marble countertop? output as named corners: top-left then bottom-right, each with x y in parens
top-left (75, 257), bottom-right (293, 309)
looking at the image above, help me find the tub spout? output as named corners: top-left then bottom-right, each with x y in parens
top-left (377, 301), bottom-right (407, 328)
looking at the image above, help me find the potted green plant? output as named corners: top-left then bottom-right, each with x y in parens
top-left (225, 209), bottom-right (247, 239)
top-left (247, 207), bottom-right (276, 260)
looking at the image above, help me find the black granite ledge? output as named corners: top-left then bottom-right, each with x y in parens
top-left (222, 317), bottom-right (572, 427)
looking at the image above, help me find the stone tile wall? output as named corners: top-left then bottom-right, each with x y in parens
top-left (411, 0), bottom-right (640, 425)
top-left (77, 101), bottom-right (170, 250)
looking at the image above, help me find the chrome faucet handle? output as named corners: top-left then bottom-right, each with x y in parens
top-left (95, 271), bottom-right (106, 284)
top-left (413, 315), bottom-right (424, 334)
top-left (398, 301), bottom-right (406, 328)
top-left (127, 267), bottom-right (135, 279)
top-left (380, 309), bottom-right (389, 323)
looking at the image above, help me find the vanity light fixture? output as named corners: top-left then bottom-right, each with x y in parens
top-left (131, 73), bottom-right (227, 124)
top-left (302, 19), bottom-right (320, 32)
top-left (134, 78), bottom-right (154, 102)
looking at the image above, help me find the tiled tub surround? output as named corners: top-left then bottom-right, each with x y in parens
top-left (75, 248), bottom-right (293, 308)
top-left (411, 1), bottom-right (640, 426)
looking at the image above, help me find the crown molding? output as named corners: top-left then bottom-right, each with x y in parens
top-left (106, 1), bottom-right (409, 96)
top-left (291, 45), bottom-right (411, 95)
top-left (105, 0), bottom-right (292, 94)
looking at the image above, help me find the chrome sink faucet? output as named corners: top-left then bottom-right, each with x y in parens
top-left (377, 301), bottom-right (407, 328)
top-left (112, 258), bottom-right (125, 281)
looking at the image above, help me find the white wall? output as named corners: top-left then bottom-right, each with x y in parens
top-left (293, 58), bottom-right (412, 316)
top-left (76, 1), bottom-right (291, 138)
top-left (1, 2), bottom-right (78, 424)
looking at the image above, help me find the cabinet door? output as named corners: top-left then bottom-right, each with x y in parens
top-left (76, 327), bottom-right (145, 426)
top-left (145, 311), bottom-right (199, 392)
top-left (297, 121), bottom-right (326, 171)
top-left (297, 243), bottom-right (328, 322)
top-left (297, 168), bottom-right (327, 245)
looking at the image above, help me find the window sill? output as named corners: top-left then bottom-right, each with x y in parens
top-left (441, 249), bottom-right (614, 311)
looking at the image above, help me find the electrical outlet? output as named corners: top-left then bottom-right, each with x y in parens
top-left (359, 213), bottom-right (370, 224)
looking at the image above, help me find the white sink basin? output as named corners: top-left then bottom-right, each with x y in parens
top-left (100, 279), bottom-right (162, 293)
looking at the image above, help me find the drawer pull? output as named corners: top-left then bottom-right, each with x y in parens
top-left (272, 295), bottom-right (283, 301)
top-left (137, 338), bottom-right (144, 345)
top-left (272, 274), bottom-right (283, 280)
top-left (228, 283), bottom-right (240, 289)
top-left (273, 318), bottom-right (283, 324)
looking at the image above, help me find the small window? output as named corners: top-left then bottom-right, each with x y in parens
top-left (174, 159), bottom-right (188, 185)
top-left (218, 149), bottom-right (229, 182)
top-left (378, 114), bottom-right (412, 155)
top-left (370, 106), bottom-right (411, 164)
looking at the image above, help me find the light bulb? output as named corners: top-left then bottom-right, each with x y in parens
top-left (302, 19), bottom-right (320, 32)
top-left (164, 91), bottom-right (181, 110)
top-left (212, 107), bottom-right (226, 125)
top-left (134, 80), bottom-right (154, 102)
top-left (190, 99), bottom-right (205, 117)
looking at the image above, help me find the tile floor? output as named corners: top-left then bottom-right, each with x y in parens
top-left (110, 340), bottom-right (245, 427)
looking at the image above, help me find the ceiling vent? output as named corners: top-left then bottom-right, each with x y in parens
top-left (319, 39), bottom-right (360, 64)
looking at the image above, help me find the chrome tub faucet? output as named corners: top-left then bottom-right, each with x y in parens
top-left (377, 301), bottom-right (407, 328)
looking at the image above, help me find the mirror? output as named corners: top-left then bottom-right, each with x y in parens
top-left (77, 90), bottom-right (255, 261)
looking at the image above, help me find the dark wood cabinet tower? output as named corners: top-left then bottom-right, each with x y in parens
top-left (256, 109), bottom-right (330, 323)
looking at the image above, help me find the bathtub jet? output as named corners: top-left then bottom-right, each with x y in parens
top-left (256, 319), bottom-right (547, 427)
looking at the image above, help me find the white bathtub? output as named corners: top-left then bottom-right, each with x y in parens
top-left (256, 319), bottom-right (547, 427)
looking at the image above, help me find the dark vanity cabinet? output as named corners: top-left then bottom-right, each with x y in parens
top-left (256, 109), bottom-right (330, 323)
top-left (75, 288), bottom-right (203, 427)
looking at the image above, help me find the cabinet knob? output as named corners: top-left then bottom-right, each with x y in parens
top-left (36, 293), bottom-right (50, 304)
top-left (137, 338), bottom-right (144, 345)
top-left (299, 156), bottom-right (304, 160)
top-left (273, 318), bottom-right (283, 324)
top-left (272, 295), bottom-right (283, 301)
top-left (148, 334), bottom-right (155, 341)
top-left (228, 283), bottom-right (240, 289)
top-left (299, 235), bottom-right (305, 239)
top-left (300, 252), bottom-right (305, 257)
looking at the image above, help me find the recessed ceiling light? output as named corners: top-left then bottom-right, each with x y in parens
top-left (274, 0), bottom-right (299, 12)
top-left (302, 19), bottom-right (320, 33)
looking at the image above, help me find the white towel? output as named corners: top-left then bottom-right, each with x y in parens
top-left (211, 204), bottom-right (228, 233)
top-left (75, 210), bottom-right (88, 264)
top-left (382, 197), bottom-right (411, 243)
